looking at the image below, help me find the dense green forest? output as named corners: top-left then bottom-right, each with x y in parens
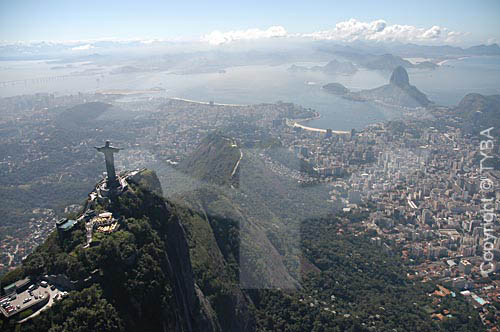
top-left (252, 216), bottom-right (483, 332)
top-left (1, 173), bottom-right (207, 332)
top-left (0, 170), bottom-right (483, 332)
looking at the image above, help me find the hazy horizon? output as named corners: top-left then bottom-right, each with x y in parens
top-left (1, 0), bottom-right (500, 46)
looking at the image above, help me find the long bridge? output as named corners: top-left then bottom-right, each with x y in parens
top-left (0, 72), bottom-right (104, 88)
top-left (0, 75), bottom-right (75, 88)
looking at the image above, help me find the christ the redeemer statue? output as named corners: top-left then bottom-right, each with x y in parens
top-left (95, 141), bottom-right (121, 187)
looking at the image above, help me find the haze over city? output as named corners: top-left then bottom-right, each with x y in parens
top-left (0, 1), bottom-right (499, 331)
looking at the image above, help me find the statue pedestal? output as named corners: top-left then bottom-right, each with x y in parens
top-left (97, 178), bottom-right (119, 198)
top-left (106, 178), bottom-right (120, 189)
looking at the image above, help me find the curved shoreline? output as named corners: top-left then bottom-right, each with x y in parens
top-left (169, 96), bottom-right (350, 134)
top-left (436, 56), bottom-right (470, 66)
top-left (169, 97), bottom-right (247, 107)
top-left (292, 121), bottom-right (349, 134)
top-left (288, 113), bottom-right (350, 134)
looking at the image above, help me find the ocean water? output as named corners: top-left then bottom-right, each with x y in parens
top-left (1, 56), bottom-right (499, 131)
top-left (409, 56), bottom-right (500, 106)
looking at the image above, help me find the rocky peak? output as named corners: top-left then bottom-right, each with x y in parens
top-left (389, 66), bottom-right (410, 87)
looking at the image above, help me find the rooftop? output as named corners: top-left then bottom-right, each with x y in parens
top-left (3, 277), bottom-right (30, 293)
top-left (57, 219), bottom-right (77, 231)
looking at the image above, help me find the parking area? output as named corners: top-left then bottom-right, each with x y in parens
top-left (1, 282), bottom-right (66, 321)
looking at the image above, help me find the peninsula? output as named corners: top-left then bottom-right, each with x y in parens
top-left (323, 66), bottom-right (432, 109)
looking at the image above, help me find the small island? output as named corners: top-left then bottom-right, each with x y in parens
top-left (322, 82), bottom-right (350, 95)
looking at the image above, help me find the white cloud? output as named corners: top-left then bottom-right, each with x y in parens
top-left (140, 39), bottom-right (160, 44)
top-left (487, 37), bottom-right (498, 45)
top-left (201, 26), bottom-right (287, 45)
top-left (444, 30), bottom-right (468, 44)
top-left (303, 19), bottom-right (463, 44)
top-left (422, 26), bottom-right (441, 39)
top-left (71, 44), bottom-right (95, 51)
top-left (2, 20), bottom-right (471, 49)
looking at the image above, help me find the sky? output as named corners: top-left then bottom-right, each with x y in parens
top-left (1, 0), bottom-right (499, 45)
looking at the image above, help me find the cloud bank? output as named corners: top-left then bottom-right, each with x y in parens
top-left (201, 19), bottom-right (466, 45)
top-left (71, 44), bottom-right (95, 51)
top-left (0, 19), bottom-right (476, 52)
top-left (201, 26), bottom-right (287, 45)
top-left (303, 19), bottom-right (464, 44)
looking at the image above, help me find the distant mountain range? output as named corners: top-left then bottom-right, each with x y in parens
top-left (323, 66), bottom-right (431, 108)
top-left (1, 39), bottom-right (499, 66)
top-left (318, 42), bottom-right (500, 59)
top-left (332, 51), bottom-right (438, 71)
top-left (288, 59), bottom-right (357, 75)
top-left (389, 42), bottom-right (500, 58)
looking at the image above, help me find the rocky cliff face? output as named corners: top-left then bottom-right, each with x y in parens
top-left (132, 169), bottom-right (256, 332)
top-left (128, 169), bottom-right (164, 196)
top-left (356, 66), bottom-right (431, 108)
top-left (174, 192), bottom-right (257, 332)
top-left (100, 170), bottom-right (221, 332)
top-left (389, 66), bottom-right (410, 87)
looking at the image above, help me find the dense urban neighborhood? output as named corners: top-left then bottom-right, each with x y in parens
top-left (0, 89), bottom-right (498, 329)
